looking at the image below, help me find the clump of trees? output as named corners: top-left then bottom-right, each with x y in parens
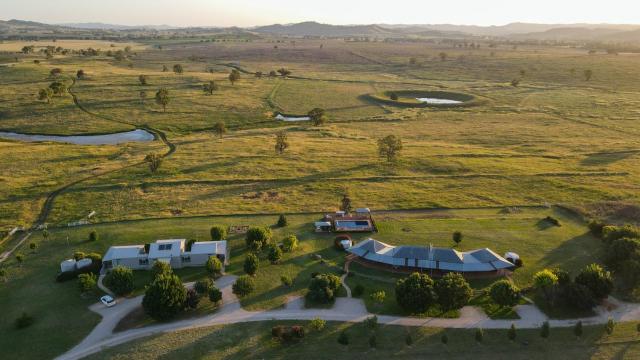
top-left (306, 273), bottom-right (341, 304)
top-left (210, 225), bottom-right (227, 241)
top-left (378, 135), bottom-right (403, 162)
top-left (232, 275), bottom-right (256, 297)
top-left (104, 265), bottom-right (134, 296)
top-left (308, 108), bottom-right (327, 126)
top-left (144, 153), bottom-right (163, 173)
top-left (245, 227), bottom-right (273, 252)
top-left (155, 88), bottom-right (170, 112)
top-left (142, 270), bottom-right (187, 321)
top-left (395, 272), bottom-right (473, 314)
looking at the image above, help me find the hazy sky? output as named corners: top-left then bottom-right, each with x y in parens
top-left (3, 0), bottom-right (640, 27)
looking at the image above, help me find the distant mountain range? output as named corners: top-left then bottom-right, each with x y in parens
top-left (2, 19), bottom-right (640, 43)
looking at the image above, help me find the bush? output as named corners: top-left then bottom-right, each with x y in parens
top-left (452, 231), bottom-right (463, 245)
top-left (206, 256), bottom-right (223, 278)
top-left (353, 284), bottom-right (365, 297)
top-left (434, 273), bottom-right (473, 311)
top-left (277, 214), bottom-right (288, 227)
top-left (195, 278), bottom-right (213, 295)
top-left (104, 266), bottom-right (134, 296)
top-left (489, 280), bottom-right (520, 307)
top-left (14, 313), bottom-right (34, 329)
top-left (78, 272), bottom-right (97, 293)
top-left (186, 239), bottom-right (196, 251)
top-left (370, 290), bottom-right (386, 304)
top-left (603, 224), bottom-right (640, 243)
top-left (268, 244), bottom-right (283, 264)
top-left (282, 235), bottom-right (298, 252)
top-left (280, 275), bottom-right (293, 287)
top-left (605, 237), bottom-right (640, 270)
top-left (152, 261), bottom-right (172, 278)
top-left (89, 230), bottom-right (99, 242)
top-left (306, 274), bottom-right (341, 304)
top-left (310, 317), bottom-right (325, 331)
top-left (210, 226), bottom-right (227, 241)
top-left (74, 251), bottom-right (86, 261)
top-left (337, 331), bottom-right (349, 345)
top-left (508, 324), bottom-right (516, 341)
top-left (185, 288), bottom-right (200, 309)
top-left (272, 325), bottom-right (305, 342)
top-left (208, 286), bottom-right (223, 303)
top-left (244, 253), bottom-right (259, 275)
top-left (559, 281), bottom-right (596, 311)
top-left (142, 273), bottom-right (187, 321)
top-left (246, 227), bottom-right (272, 251)
top-left (575, 263), bottom-right (613, 301)
top-left (514, 258), bottom-right (524, 267)
top-left (395, 272), bottom-right (436, 313)
top-left (232, 275), bottom-right (256, 297)
top-left (588, 220), bottom-right (606, 238)
top-left (606, 318), bottom-right (615, 335)
top-left (365, 315), bottom-right (378, 330)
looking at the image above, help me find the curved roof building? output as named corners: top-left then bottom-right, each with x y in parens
top-left (347, 238), bottom-right (514, 273)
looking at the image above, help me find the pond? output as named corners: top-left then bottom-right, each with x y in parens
top-left (275, 114), bottom-right (310, 122)
top-left (0, 129), bottom-right (155, 145)
top-left (416, 98), bottom-right (463, 105)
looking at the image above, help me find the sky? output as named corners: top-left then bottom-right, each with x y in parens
top-left (3, 0), bottom-right (640, 27)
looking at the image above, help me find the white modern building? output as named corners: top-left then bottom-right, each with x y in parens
top-left (102, 239), bottom-right (228, 271)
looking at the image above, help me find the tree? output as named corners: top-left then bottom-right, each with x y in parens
top-left (605, 317), bottom-right (615, 335)
top-left (49, 81), bottom-right (68, 96)
top-left (255, 71), bottom-right (263, 78)
top-left (378, 135), bottom-right (403, 162)
top-left (340, 193), bottom-right (352, 214)
top-left (208, 286), bottom-right (222, 304)
top-left (173, 64), bottom-right (184, 74)
top-left (244, 253), bottom-right (259, 275)
top-left (540, 321), bottom-right (550, 339)
top-left (434, 273), bottom-right (473, 311)
top-left (78, 273), bottom-right (97, 293)
top-left (584, 69), bottom-right (593, 81)
top-left (232, 275), bottom-right (256, 297)
top-left (38, 88), bottom-right (54, 104)
top-left (14, 313), bottom-right (34, 329)
top-left (489, 280), bottom-right (520, 307)
top-left (310, 317), bottom-right (326, 331)
top-left (142, 273), bottom-right (187, 320)
top-left (507, 324), bottom-right (517, 341)
top-left (605, 237), bottom-right (639, 270)
top-left (338, 331), bottom-right (349, 345)
top-left (274, 131), bottom-right (289, 155)
top-left (475, 328), bottom-right (484, 343)
top-left (575, 263), bottom-right (613, 301)
top-left (268, 244), bottom-right (283, 264)
top-left (245, 227), bottom-right (272, 252)
top-left (15, 254), bottom-right (24, 265)
top-left (308, 108), bottom-right (327, 126)
top-left (145, 153), bottom-right (163, 173)
top-left (561, 281), bottom-right (597, 311)
top-left (138, 74), bottom-right (148, 86)
top-left (194, 278), bottom-right (213, 295)
top-left (533, 269), bottom-right (558, 302)
top-left (152, 260), bottom-right (172, 279)
top-left (213, 121), bottom-right (226, 138)
top-left (281, 275), bottom-right (293, 287)
top-left (210, 225), bottom-right (227, 241)
top-left (229, 69), bottom-right (241, 85)
top-left (162, 65), bottom-right (169, 72)
top-left (42, 229), bottom-right (49, 241)
top-left (452, 231), bottom-right (463, 245)
top-left (277, 68), bottom-right (291, 77)
top-left (510, 78), bottom-right (521, 87)
top-left (76, 70), bottom-right (85, 79)
top-left (307, 274), bottom-right (341, 304)
top-left (439, 52), bottom-right (448, 61)
top-left (155, 88), bottom-right (170, 112)
top-left (89, 230), bottom-right (98, 242)
top-left (103, 266), bottom-right (134, 295)
top-left (206, 256), bottom-right (223, 278)
top-left (185, 288), bottom-right (200, 309)
top-left (50, 68), bottom-right (63, 77)
top-left (269, 70), bottom-right (278, 77)
top-left (139, 91), bottom-right (147, 104)
top-left (395, 272), bottom-right (436, 313)
top-left (574, 321), bottom-right (583, 338)
top-left (282, 234), bottom-right (298, 252)
top-left (390, 92), bottom-right (399, 101)
top-left (277, 214), bottom-right (288, 227)
top-left (203, 80), bottom-right (218, 95)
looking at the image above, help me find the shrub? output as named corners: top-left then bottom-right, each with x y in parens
top-left (310, 317), bottom-right (326, 331)
top-left (244, 253), bottom-right (259, 275)
top-left (370, 290), bottom-right (386, 304)
top-left (365, 315), bottom-right (378, 330)
top-left (452, 231), bottom-right (463, 245)
top-left (435, 273), bottom-right (473, 311)
top-left (605, 318), bottom-right (615, 335)
top-left (508, 324), bottom-right (516, 341)
top-left (206, 256), bottom-right (223, 278)
top-left (89, 230), bottom-right (99, 242)
top-left (210, 226), bottom-right (227, 241)
top-left (575, 263), bottom-right (613, 301)
top-left (514, 258), bottom-right (524, 267)
top-left (73, 252), bottom-right (86, 260)
top-left (291, 326), bottom-right (305, 338)
top-left (272, 325), bottom-right (305, 342)
top-left (533, 269), bottom-right (558, 302)
top-left (78, 273), bottom-right (97, 293)
top-left (603, 224), bottom-right (640, 243)
top-left (152, 261), bottom-right (172, 278)
top-left (194, 278), bottom-right (213, 295)
top-left (232, 275), bottom-right (255, 297)
top-left (208, 286), bottom-right (222, 304)
top-left (103, 266), bottom-right (134, 296)
top-left (280, 275), bottom-right (293, 287)
top-left (489, 280), bottom-right (520, 307)
top-left (560, 281), bottom-right (596, 311)
top-left (306, 274), bottom-right (341, 304)
top-left (395, 272), bottom-right (436, 313)
top-left (29, 242), bottom-right (37, 251)
top-left (540, 321), bottom-right (550, 339)
top-left (277, 214), bottom-right (288, 227)
top-left (268, 244), bottom-right (283, 264)
top-left (353, 284), bottom-right (365, 297)
top-left (245, 227), bottom-right (272, 251)
top-left (272, 325), bottom-right (285, 338)
top-left (605, 237), bottom-right (640, 270)
top-left (475, 328), bottom-right (484, 343)
top-left (282, 235), bottom-right (298, 252)
top-left (142, 273), bottom-right (187, 321)
top-left (14, 313), bottom-right (34, 329)
top-left (185, 288), bottom-right (200, 309)
top-left (337, 331), bottom-right (349, 345)
top-left (389, 92), bottom-right (398, 101)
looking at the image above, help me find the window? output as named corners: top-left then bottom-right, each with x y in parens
top-left (182, 256), bottom-right (191, 263)
top-left (158, 244), bottom-right (173, 251)
top-left (139, 258), bottom-right (149, 265)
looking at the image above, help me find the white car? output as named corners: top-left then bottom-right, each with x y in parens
top-left (100, 295), bottom-right (117, 307)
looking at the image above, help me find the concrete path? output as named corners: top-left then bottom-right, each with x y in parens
top-left (57, 275), bottom-right (640, 360)
top-left (340, 259), bottom-right (352, 298)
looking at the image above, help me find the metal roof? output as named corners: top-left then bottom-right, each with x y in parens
top-left (189, 241), bottom-right (227, 255)
top-left (103, 245), bottom-right (145, 262)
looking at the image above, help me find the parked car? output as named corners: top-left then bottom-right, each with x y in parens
top-left (100, 295), bottom-right (117, 307)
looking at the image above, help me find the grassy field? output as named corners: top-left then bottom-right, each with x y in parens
top-left (86, 320), bottom-right (640, 360)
